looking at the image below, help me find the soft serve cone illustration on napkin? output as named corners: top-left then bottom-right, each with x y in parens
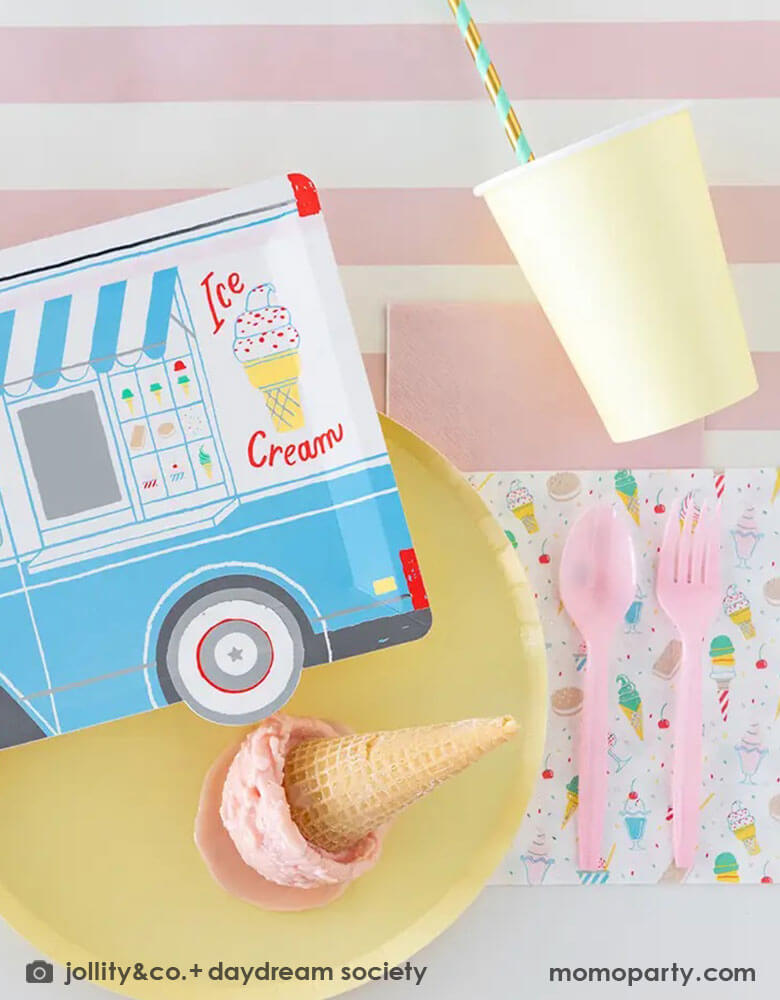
top-left (615, 470), bottom-right (640, 526)
top-left (561, 774), bottom-right (579, 829)
top-left (617, 674), bottom-right (644, 740)
top-left (233, 283), bottom-right (304, 432)
top-left (727, 801), bottom-right (760, 856)
top-left (723, 584), bottom-right (756, 641)
top-left (505, 481), bottom-right (538, 534)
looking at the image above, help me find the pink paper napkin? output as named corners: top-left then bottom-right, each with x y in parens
top-left (386, 303), bottom-right (705, 470)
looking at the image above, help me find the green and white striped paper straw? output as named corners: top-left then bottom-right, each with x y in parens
top-left (447, 0), bottom-right (534, 163)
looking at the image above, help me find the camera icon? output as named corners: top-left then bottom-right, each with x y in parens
top-left (26, 960), bottom-right (54, 984)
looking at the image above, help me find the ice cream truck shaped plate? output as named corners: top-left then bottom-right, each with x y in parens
top-left (0, 175), bottom-right (430, 750)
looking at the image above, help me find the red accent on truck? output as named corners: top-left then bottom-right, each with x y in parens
top-left (399, 548), bottom-right (428, 610)
top-left (288, 173), bottom-right (321, 217)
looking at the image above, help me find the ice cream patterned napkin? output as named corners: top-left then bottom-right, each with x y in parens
top-left (469, 468), bottom-right (780, 886)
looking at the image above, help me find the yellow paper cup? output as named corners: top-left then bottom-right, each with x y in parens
top-left (476, 107), bottom-right (757, 442)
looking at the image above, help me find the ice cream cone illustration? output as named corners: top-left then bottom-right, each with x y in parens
top-left (709, 635), bottom-right (736, 722)
top-left (150, 381), bottom-right (163, 406)
top-left (198, 445), bottom-right (213, 480)
top-left (727, 801), bottom-right (760, 856)
top-left (617, 673), bottom-right (643, 740)
top-left (233, 283), bottom-right (304, 433)
top-left (772, 468), bottom-right (780, 504)
top-left (713, 851), bottom-right (740, 883)
top-left (723, 584), bottom-right (756, 640)
top-left (615, 469), bottom-right (640, 526)
top-left (282, 716), bottom-right (517, 853)
top-left (561, 774), bottom-right (579, 828)
top-left (120, 387), bottom-right (134, 415)
top-left (173, 360), bottom-right (191, 396)
top-left (505, 481), bottom-right (538, 533)
top-left (679, 491), bottom-right (701, 531)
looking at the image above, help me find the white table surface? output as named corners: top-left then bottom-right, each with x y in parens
top-left (2, 883), bottom-right (774, 999)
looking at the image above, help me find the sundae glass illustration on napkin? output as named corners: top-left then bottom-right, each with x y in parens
top-left (621, 781), bottom-right (649, 850)
top-left (730, 507), bottom-right (763, 569)
top-left (233, 283), bottom-right (304, 432)
top-left (520, 830), bottom-right (555, 885)
top-left (734, 723), bottom-right (768, 785)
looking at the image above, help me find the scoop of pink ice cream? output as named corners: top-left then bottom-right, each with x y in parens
top-left (220, 714), bottom-right (382, 889)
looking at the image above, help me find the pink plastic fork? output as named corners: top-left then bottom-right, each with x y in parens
top-left (656, 502), bottom-right (722, 869)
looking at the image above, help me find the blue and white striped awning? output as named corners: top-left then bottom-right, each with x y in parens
top-left (0, 267), bottom-right (178, 397)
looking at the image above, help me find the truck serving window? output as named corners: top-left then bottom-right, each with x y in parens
top-left (18, 390), bottom-right (121, 520)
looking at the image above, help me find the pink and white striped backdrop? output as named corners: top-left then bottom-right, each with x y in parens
top-left (1, 1), bottom-right (779, 466)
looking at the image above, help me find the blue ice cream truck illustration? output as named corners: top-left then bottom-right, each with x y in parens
top-left (0, 175), bottom-right (430, 749)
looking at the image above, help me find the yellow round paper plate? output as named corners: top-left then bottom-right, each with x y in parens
top-left (0, 417), bottom-right (546, 999)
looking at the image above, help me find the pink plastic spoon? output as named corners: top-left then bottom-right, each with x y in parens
top-left (559, 504), bottom-right (637, 870)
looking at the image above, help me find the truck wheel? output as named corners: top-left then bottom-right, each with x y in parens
top-left (155, 579), bottom-right (305, 725)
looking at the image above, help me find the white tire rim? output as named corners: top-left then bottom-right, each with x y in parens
top-left (174, 598), bottom-right (298, 721)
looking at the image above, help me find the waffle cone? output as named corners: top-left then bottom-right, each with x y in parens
top-left (242, 350), bottom-right (304, 432)
top-left (561, 790), bottom-right (579, 829)
top-left (617, 489), bottom-right (640, 526)
top-left (621, 705), bottom-right (644, 740)
top-left (262, 380), bottom-right (303, 432)
top-left (283, 716), bottom-right (517, 853)
top-left (734, 823), bottom-right (760, 855)
top-left (244, 349), bottom-right (300, 389)
top-left (729, 608), bottom-right (756, 640)
top-left (512, 502), bottom-right (538, 534)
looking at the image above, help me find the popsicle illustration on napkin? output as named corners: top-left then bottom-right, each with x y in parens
top-left (727, 802), bottom-right (760, 856)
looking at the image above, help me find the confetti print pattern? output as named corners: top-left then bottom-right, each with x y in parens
top-left (470, 468), bottom-right (780, 886)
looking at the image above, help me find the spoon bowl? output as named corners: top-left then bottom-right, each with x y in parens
top-left (560, 504), bottom-right (637, 635)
